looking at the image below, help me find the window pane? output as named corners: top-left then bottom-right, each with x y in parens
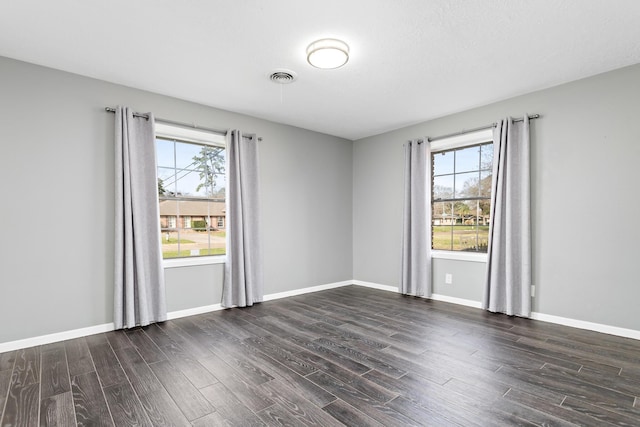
top-left (157, 167), bottom-right (176, 195)
top-left (433, 150), bottom-right (454, 176)
top-left (160, 200), bottom-right (180, 258)
top-left (479, 171), bottom-right (492, 198)
top-left (159, 200), bottom-right (178, 229)
top-left (201, 232), bottom-right (226, 255)
top-left (433, 175), bottom-right (453, 200)
top-left (480, 144), bottom-right (494, 170)
top-left (453, 225), bottom-right (476, 251)
top-left (455, 171), bottom-right (480, 198)
top-left (432, 201), bottom-right (453, 250)
top-left (451, 224), bottom-right (489, 252)
top-left (174, 168), bottom-right (205, 197)
top-left (156, 138), bottom-right (174, 168)
top-left (477, 225), bottom-right (489, 251)
top-left (174, 141), bottom-right (202, 169)
top-left (188, 146), bottom-right (226, 197)
top-left (455, 146), bottom-right (480, 173)
top-left (432, 201), bottom-right (454, 225)
top-left (453, 201), bottom-right (473, 224)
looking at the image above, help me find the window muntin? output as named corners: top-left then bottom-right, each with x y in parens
top-left (432, 141), bottom-right (493, 252)
top-left (156, 130), bottom-right (226, 259)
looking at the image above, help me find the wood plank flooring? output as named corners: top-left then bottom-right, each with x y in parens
top-left (1, 285), bottom-right (639, 426)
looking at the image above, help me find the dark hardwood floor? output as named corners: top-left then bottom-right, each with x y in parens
top-left (1, 285), bottom-right (639, 426)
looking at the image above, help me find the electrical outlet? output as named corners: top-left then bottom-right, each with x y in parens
top-left (445, 273), bottom-right (453, 284)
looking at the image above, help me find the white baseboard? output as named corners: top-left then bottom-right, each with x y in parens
top-left (352, 280), bottom-right (640, 341)
top-left (166, 304), bottom-right (224, 320)
top-left (0, 323), bottom-right (115, 354)
top-left (263, 280), bottom-right (353, 301)
top-left (0, 280), bottom-right (354, 353)
top-left (351, 280), bottom-right (397, 293)
top-left (430, 294), bottom-right (483, 309)
top-left (350, 280), bottom-right (482, 309)
top-left (4, 279), bottom-right (639, 352)
top-left (530, 312), bottom-right (640, 341)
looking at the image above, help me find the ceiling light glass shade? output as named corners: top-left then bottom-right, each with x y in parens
top-left (306, 38), bottom-right (349, 69)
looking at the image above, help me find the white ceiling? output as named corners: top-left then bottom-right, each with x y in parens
top-left (1, 1), bottom-right (640, 140)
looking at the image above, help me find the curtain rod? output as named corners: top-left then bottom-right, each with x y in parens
top-left (426, 114), bottom-right (540, 143)
top-left (104, 107), bottom-right (262, 141)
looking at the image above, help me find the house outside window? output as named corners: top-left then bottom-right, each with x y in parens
top-left (431, 130), bottom-right (493, 253)
top-left (156, 123), bottom-right (226, 259)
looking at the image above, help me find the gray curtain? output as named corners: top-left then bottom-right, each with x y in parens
top-left (400, 139), bottom-right (431, 296)
top-left (483, 116), bottom-right (531, 317)
top-left (114, 106), bottom-right (167, 329)
top-left (222, 130), bottom-right (264, 307)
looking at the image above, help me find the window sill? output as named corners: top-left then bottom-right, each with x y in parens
top-left (431, 250), bottom-right (487, 263)
top-left (163, 256), bottom-right (226, 269)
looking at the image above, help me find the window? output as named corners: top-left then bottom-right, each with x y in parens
top-left (217, 217), bottom-right (224, 228)
top-left (155, 123), bottom-right (226, 259)
top-left (432, 130), bottom-right (493, 252)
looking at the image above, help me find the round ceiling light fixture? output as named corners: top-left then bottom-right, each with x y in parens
top-left (306, 38), bottom-right (349, 69)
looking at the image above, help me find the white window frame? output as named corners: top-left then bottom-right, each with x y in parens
top-left (156, 122), bottom-right (227, 268)
top-left (431, 128), bottom-right (493, 263)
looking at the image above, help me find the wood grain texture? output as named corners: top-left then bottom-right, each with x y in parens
top-left (198, 382), bottom-right (266, 427)
top-left (256, 379), bottom-right (343, 426)
top-left (0, 352), bottom-right (15, 372)
top-left (0, 370), bottom-right (12, 412)
top-left (136, 388), bottom-right (191, 427)
top-left (1, 285), bottom-right (640, 426)
top-left (40, 348), bottom-right (71, 399)
top-left (40, 391), bottom-right (76, 427)
top-left (71, 372), bottom-right (113, 427)
top-left (1, 382), bottom-right (39, 427)
top-left (1, 348), bottom-right (40, 427)
top-left (85, 341), bottom-right (126, 388)
top-left (148, 360), bottom-right (213, 421)
top-left (104, 330), bottom-right (132, 351)
top-left (64, 338), bottom-right (94, 377)
top-left (125, 328), bottom-right (166, 364)
top-left (322, 398), bottom-right (386, 427)
top-left (103, 382), bottom-right (152, 427)
top-left (307, 370), bottom-right (418, 426)
top-left (158, 342), bottom-right (217, 389)
top-left (199, 353), bottom-right (274, 412)
top-left (112, 346), bottom-right (163, 397)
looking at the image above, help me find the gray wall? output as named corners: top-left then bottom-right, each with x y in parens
top-left (2, 53), bottom-right (638, 344)
top-left (0, 56), bottom-right (353, 343)
top-left (353, 63), bottom-right (640, 331)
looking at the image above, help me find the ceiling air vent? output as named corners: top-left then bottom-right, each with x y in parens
top-left (269, 69), bottom-right (297, 84)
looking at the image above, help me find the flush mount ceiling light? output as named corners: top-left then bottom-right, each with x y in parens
top-left (306, 38), bottom-right (349, 69)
